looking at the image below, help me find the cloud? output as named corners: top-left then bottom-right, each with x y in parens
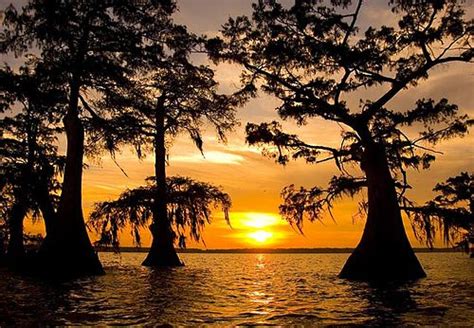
top-left (171, 150), bottom-right (245, 165)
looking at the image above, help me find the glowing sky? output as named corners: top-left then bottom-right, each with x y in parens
top-left (3, 0), bottom-right (473, 248)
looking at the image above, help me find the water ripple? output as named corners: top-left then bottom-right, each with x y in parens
top-left (0, 253), bottom-right (472, 326)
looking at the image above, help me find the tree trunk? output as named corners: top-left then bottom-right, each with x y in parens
top-left (142, 99), bottom-right (182, 267)
top-left (34, 178), bottom-right (57, 238)
top-left (0, 232), bottom-right (5, 265)
top-left (37, 80), bottom-right (103, 277)
top-left (339, 142), bottom-right (426, 281)
top-left (31, 162), bottom-right (61, 239)
top-left (142, 221), bottom-right (183, 267)
top-left (6, 202), bottom-right (27, 262)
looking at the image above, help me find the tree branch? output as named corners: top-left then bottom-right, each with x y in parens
top-left (341, 0), bottom-right (363, 46)
top-left (243, 62), bottom-right (355, 126)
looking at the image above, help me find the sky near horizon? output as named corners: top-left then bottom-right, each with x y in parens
top-left (2, 0), bottom-right (473, 249)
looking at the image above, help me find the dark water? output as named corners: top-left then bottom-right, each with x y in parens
top-left (0, 253), bottom-right (472, 326)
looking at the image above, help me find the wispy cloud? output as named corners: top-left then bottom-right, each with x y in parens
top-left (171, 150), bottom-right (245, 165)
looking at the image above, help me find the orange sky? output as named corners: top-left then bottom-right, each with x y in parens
top-left (8, 0), bottom-right (473, 249)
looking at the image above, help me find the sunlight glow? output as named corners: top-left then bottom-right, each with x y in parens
top-left (241, 212), bottom-right (282, 228)
top-left (248, 230), bottom-right (273, 243)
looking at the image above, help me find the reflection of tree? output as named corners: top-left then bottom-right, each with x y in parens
top-left (142, 267), bottom-right (213, 325)
top-left (0, 273), bottom-right (86, 325)
top-left (356, 284), bottom-right (418, 326)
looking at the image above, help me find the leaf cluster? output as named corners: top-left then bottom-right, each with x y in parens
top-left (88, 176), bottom-right (231, 250)
top-left (403, 172), bottom-right (473, 249)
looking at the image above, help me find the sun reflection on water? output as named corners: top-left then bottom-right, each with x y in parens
top-left (256, 254), bottom-right (265, 269)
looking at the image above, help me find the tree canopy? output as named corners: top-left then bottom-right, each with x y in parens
top-left (86, 12), bottom-right (246, 163)
top-left (209, 0), bottom-right (473, 236)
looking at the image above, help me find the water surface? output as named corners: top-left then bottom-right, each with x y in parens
top-left (0, 252), bottom-right (472, 326)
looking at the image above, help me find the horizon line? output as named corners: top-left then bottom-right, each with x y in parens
top-left (96, 246), bottom-right (462, 254)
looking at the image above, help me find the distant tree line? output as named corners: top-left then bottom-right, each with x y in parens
top-left (0, 0), bottom-right (472, 281)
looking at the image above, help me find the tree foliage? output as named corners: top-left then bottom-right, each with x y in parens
top-left (404, 172), bottom-right (473, 250)
top-left (0, 0), bottom-right (178, 171)
top-left (85, 9), bottom-right (247, 162)
top-left (88, 177), bottom-right (231, 250)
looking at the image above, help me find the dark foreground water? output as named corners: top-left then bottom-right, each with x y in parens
top-left (0, 253), bottom-right (473, 326)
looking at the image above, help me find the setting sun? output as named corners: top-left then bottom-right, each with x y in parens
top-left (248, 230), bottom-right (273, 243)
top-left (230, 212), bottom-right (286, 246)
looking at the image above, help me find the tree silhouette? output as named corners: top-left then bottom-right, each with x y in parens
top-left (88, 176), bottom-right (231, 255)
top-left (1, 1), bottom-right (176, 276)
top-left (83, 11), bottom-right (244, 266)
top-left (209, 0), bottom-right (473, 280)
top-left (404, 172), bottom-right (473, 257)
top-left (0, 63), bottom-right (64, 266)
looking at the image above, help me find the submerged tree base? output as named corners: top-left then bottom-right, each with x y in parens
top-left (339, 246), bottom-right (426, 281)
top-left (142, 245), bottom-right (184, 267)
top-left (34, 241), bottom-right (104, 278)
top-left (33, 254), bottom-right (104, 278)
